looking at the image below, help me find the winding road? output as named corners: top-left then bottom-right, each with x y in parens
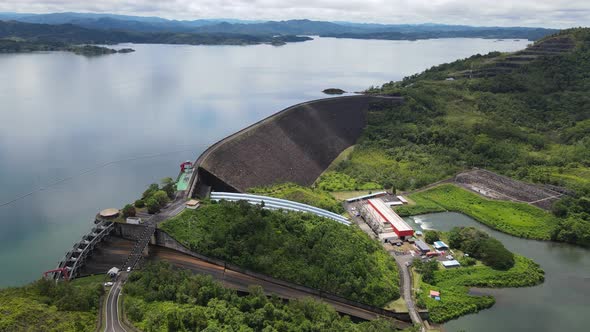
top-left (104, 277), bottom-right (128, 332)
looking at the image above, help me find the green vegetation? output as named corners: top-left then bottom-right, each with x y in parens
top-left (448, 227), bottom-right (514, 270)
top-left (423, 230), bottom-right (440, 244)
top-left (161, 200), bottom-right (399, 307)
top-left (316, 171), bottom-right (382, 192)
top-left (123, 262), bottom-right (401, 332)
top-left (0, 39), bottom-right (133, 55)
top-left (0, 21), bottom-right (312, 50)
top-left (122, 204), bottom-right (136, 218)
top-left (400, 184), bottom-right (560, 240)
top-left (323, 88), bottom-right (346, 95)
top-left (0, 275), bottom-right (105, 332)
top-left (249, 182), bottom-right (345, 214)
top-left (330, 29), bottom-right (590, 246)
top-left (139, 178), bottom-right (176, 214)
top-left (413, 226), bottom-right (544, 324)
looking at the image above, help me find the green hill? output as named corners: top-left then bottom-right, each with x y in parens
top-left (160, 200), bottom-right (400, 307)
top-left (327, 28), bottom-right (590, 247)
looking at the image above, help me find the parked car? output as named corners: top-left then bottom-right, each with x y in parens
top-left (126, 267), bottom-right (131, 272)
top-left (104, 282), bottom-right (113, 287)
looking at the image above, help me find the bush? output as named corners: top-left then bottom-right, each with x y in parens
top-left (424, 230), bottom-right (440, 244)
top-left (146, 197), bottom-right (160, 214)
top-left (142, 183), bottom-right (159, 200)
top-left (413, 259), bottom-right (439, 284)
top-left (122, 204), bottom-right (136, 218)
top-left (459, 256), bottom-right (476, 266)
top-left (152, 190), bottom-right (170, 208)
top-left (161, 177), bottom-right (176, 199)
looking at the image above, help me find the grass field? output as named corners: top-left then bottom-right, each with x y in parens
top-left (399, 184), bottom-right (560, 240)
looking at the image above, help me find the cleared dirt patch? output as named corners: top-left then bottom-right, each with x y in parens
top-left (454, 169), bottom-right (564, 210)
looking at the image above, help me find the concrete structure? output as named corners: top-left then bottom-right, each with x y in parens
top-left (414, 240), bottom-right (430, 254)
top-left (99, 208), bottom-right (119, 219)
top-left (187, 95), bottom-right (403, 197)
top-left (397, 196), bottom-right (408, 204)
top-left (433, 240), bottom-right (449, 250)
top-left (186, 199), bottom-right (200, 209)
top-left (441, 260), bottom-right (461, 268)
top-left (367, 198), bottom-right (414, 238)
top-left (49, 219), bottom-right (115, 280)
top-left (126, 217), bottom-right (142, 224)
top-left (345, 191), bottom-right (387, 203)
top-left (107, 267), bottom-right (119, 277)
top-left (210, 192), bottom-right (350, 225)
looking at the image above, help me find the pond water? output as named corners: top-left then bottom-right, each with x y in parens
top-left (405, 212), bottom-right (590, 332)
top-left (0, 37), bottom-right (529, 287)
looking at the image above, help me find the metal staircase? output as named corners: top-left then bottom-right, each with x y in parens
top-left (122, 221), bottom-right (156, 271)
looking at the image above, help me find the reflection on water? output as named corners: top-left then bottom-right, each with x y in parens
top-left (0, 37), bottom-right (529, 287)
top-left (405, 212), bottom-right (590, 332)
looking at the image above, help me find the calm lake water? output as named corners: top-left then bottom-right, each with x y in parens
top-left (0, 37), bottom-right (528, 287)
top-left (406, 212), bottom-right (590, 332)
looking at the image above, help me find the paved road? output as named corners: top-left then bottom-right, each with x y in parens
top-left (150, 246), bottom-right (410, 328)
top-left (393, 253), bottom-right (425, 331)
top-left (104, 277), bottom-right (128, 332)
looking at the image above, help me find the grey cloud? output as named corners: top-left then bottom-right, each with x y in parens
top-left (0, 0), bottom-right (587, 28)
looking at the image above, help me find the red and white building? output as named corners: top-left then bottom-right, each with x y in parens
top-left (366, 198), bottom-right (414, 239)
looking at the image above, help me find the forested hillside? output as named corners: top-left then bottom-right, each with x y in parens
top-left (160, 200), bottom-right (400, 307)
top-left (124, 262), bottom-right (402, 331)
top-left (324, 28), bottom-right (590, 246)
top-left (0, 276), bottom-right (104, 331)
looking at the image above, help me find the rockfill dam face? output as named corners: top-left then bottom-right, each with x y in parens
top-left (189, 95), bottom-right (403, 197)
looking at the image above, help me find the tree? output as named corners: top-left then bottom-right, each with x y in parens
top-left (153, 190), bottom-right (170, 208)
top-left (161, 177), bottom-right (176, 199)
top-left (134, 199), bottom-right (145, 208)
top-left (146, 198), bottom-right (160, 214)
top-left (142, 183), bottom-right (159, 200)
top-left (424, 230), bottom-right (440, 244)
top-left (122, 204), bottom-right (136, 218)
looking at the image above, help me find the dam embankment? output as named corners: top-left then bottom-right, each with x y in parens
top-left (188, 95), bottom-right (403, 197)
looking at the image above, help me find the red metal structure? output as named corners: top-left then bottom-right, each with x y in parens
top-left (180, 161), bottom-right (193, 172)
top-left (367, 198), bottom-right (414, 238)
top-left (43, 268), bottom-right (70, 281)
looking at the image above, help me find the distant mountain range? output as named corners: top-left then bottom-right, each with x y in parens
top-left (0, 12), bottom-right (558, 41)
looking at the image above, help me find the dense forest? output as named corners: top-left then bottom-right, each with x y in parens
top-left (124, 262), bottom-right (403, 332)
top-left (0, 275), bottom-right (105, 331)
top-left (160, 200), bottom-right (399, 307)
top-left (321, 28), bottom-right (590, 247)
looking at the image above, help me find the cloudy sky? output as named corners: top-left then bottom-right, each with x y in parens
top-left (0, 0), bottom-right (588, 28)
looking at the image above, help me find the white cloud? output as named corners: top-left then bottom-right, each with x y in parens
top-left (0, 0), bottom-right (587, 28)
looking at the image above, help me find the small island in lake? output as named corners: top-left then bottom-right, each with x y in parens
top-left (322, 88), bottom-right (346, 95)
top-left (0, 39), bottom-right (135, 56)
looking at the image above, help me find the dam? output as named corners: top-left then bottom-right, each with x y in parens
top-left (188, 95), bottom-right (403, 197)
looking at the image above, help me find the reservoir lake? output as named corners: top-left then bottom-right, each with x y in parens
top-left (2, 36), bottom-right (569, 330)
